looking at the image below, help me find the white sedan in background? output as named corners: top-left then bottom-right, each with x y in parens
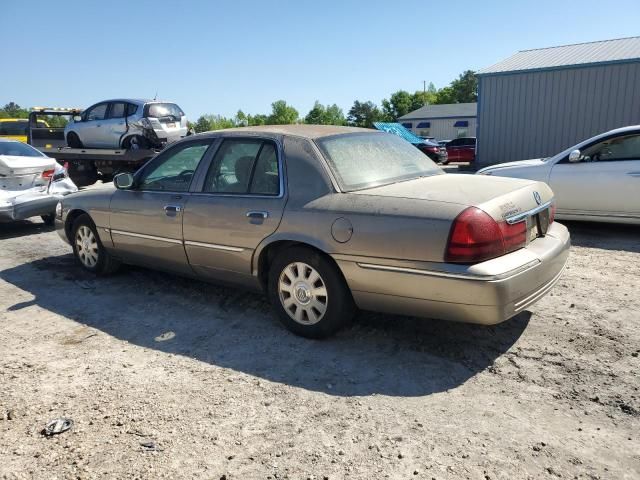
top-left (0, 139), bottom-right (77, 224)
top-left (477, 126), bottom-right (640, 224)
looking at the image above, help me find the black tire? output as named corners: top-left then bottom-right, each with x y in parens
top-left (71, 214), bottom-right (120, 275)
top-left (41, 214), bottom-right (56, 226)
top-left (123, 135), bottom-right (150, 150)
top-left (267, 246), bottom-right (355, 338)
top-left (67, 132), bottom-right (83, 148)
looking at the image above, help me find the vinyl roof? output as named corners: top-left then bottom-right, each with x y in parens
top-left (398, 103), bottom-right (477, 121)
top-left (479, 36), bottom-right (640, 75)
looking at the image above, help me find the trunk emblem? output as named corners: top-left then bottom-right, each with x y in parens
top-left (533, 191), bottom-right (542, 205)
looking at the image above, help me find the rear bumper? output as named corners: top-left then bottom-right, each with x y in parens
top-left (0, 193), bottom-right (61, 222)
top-left (334, 222), bottom-right (570, 325)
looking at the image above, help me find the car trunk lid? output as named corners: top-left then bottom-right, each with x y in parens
top-left (0, 155), bottom-right (57, 191)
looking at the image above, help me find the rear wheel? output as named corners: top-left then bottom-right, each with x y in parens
top-left (71, 214), bottom-right (120, 275)
top-left (67, 132), bottom-right (83, 148)
top-left (267, 246), bottom-right (355, 338)
top-left (123, 135), bottom-right (150, 150)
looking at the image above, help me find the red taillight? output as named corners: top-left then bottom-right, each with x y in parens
top-left (445, 207), bottom-right (526, 264)
top-left (42, 169), bottom-right (55, 179)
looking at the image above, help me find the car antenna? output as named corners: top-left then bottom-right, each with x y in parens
top-left (153, 91), bottom-right (158, 101)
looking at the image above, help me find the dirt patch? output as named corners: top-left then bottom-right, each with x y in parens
top-left (1, 220), bottom-right (639, 479)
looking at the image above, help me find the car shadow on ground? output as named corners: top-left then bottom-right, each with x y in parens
top-left (563, 221), bottom-right (640, 253)
top-left (0, 253), bottom-right (530, 398)
top-left (0, 219), bottom-right (54, 240)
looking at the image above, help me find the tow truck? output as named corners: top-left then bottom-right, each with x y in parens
top-left (26, 107), bottom-right (161, 186)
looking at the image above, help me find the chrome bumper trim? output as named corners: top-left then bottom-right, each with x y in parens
top-left (356, 259), bottom-right (540, 282)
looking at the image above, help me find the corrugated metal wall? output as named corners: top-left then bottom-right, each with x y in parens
top-left (476, 61), bottom-right (640, 166)
top-left (409, 117), bottom-right (477, 140)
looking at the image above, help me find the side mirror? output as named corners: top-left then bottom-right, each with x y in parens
top-left (114, 172), bottom-right (134, 189)
top-left (568, 149), bottom-right (581, 163)
top-left (73, 115), bottom-right (82, 122)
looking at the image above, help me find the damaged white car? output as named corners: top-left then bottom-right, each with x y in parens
top-left (0, 139), bottom-right (77, 225)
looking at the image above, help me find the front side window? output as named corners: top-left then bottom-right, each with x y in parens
top-left (85, 104), bottom-right (108, 121)
top-left (138, 141), bottom-right (211, 192)
top-left (203, 138), bottom-right (280, 195)
top-left (316, 132), bottom-right (442, 191)
top-left (581, 134), bottom-right (640, 162)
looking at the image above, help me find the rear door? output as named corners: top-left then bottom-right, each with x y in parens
top-left (182, 136), bottom-right (286, 284)
top-left (550, 132), bottom-right (640, 218)
top-left (109, 138), bottom-right (215, 273)
top-left (102, 102), bottom-right (128, 148)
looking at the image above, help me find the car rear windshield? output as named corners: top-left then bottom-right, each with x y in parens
top-left (315, 132), bottom-right (442, 191)
top-left (0, 141), bottom-right (46, 157)
top-left (145, 103), bottom-right (184, 119)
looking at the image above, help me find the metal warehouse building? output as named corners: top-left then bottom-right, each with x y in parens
top-left (476, 36), bottom-right (640, 167)
top-left (397, 103), bottom-right (477, 140)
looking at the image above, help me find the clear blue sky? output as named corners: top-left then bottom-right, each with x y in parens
top-left (3, 0), bottom-right (639, 119)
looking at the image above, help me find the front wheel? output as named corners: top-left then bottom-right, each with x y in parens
top-left (268, 246), bottom-right (355, 338)
top-left (71, 214), bottom-right (120, 275)
top-left (67, 132), bottom-right (83, 148)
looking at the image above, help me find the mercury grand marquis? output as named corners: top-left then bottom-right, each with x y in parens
top-left (56, 125), bottom-right (570, 338)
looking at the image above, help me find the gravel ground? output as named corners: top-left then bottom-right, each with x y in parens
top-left (1, 219), bottom-right (638, 480)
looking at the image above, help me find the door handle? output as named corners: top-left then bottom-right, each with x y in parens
top-left (627, 172), bottom-right (640, 177)
top-left (164, 204), bottom-right (182, 214)
top-left (246, 211), bottom-right (269, 219)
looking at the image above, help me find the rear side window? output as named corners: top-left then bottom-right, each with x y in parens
top-left (127, 103), bottom-right (138, 116)
top-left (109, 103), bottom-right (126, 118)
top-left (203, 138), bottom-right (280, 195)
top-left (145, 103), bottom-right (184, 119)
top-left (0, 121), bottom-right (28, 135)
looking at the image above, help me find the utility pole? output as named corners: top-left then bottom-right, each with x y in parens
top-left (423, 81), bottom-right (427, 105)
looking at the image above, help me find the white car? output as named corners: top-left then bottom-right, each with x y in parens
top-left (477, 126), bottom-right (640, 224)
top-left (0, 139), bottom-right (77, 224)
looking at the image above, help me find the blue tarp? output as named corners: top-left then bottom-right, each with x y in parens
top-left (373, 122), bottom-right (425, 145)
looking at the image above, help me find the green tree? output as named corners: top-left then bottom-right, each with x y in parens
top-left (267, 100), bottom-right (299, 125)
top-left (248, 114), bottom-right (268, 126)
top-left (347, 100), bottom-right (384, 128)
top-left (381, 90), bottom-right (414, 121)
top-left (0, 102), bottom-right (29, 119)
top-left (193, 114), bottom-right (235, 133)
top-left (235, 109), bottom-right (248, 127)
top-left (434, 71), bottom-right (478, 104)
top-left (304, 101), bottom-right (345, 125)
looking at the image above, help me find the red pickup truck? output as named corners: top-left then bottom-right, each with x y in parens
top-left (443, 137), bottom-right (476, 164)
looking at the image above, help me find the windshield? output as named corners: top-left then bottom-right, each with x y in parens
top-left (316, 132), bottom-right (442, 191)
top-left (0, 141), bottom-right (46, 157)
top-left (145, 103), bottom-right (184, 119)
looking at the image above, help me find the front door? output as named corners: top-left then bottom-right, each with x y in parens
top-left (550, 132), bottom-right (640, 219)
top-left (80, 103), bottom-right (109, 147)
top-left (109, 139), bottom-right (215, 273)
top-left (182, 137), bottom-right (286, 284)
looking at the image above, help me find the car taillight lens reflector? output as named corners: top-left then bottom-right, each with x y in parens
top-left (42, 169), bottom-right (55, 179)
top-left (445, 207), bottom-right (526, 264)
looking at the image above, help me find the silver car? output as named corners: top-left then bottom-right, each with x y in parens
top-left (56, 126), bottom-right (570, 338)
top-left (477, 126), bottom-right (640, 224)
top-left (64, 99), bottom-right (188, 150)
